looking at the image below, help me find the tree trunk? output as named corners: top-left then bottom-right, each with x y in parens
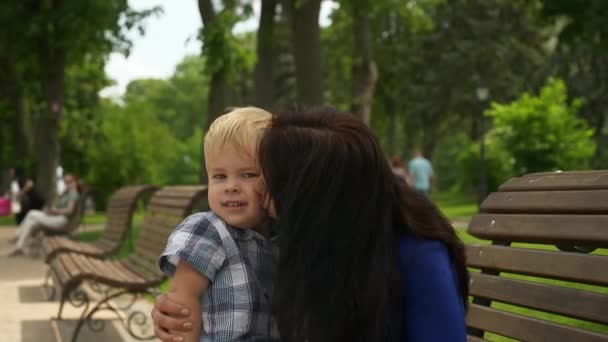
top-left (283, 0), bottom-right (324, 106)
top-left (36, 34), bottom-right (65, 201)
top-left (198, 0), bottom-right (232, 183)
top-left (350, 0), bottom-right (378, 126)
top-left (386, 97), bottom-right (396, 157)
top-left (0, 51), bottom-right (30, 163)
top-left (254, 0), bottom-right (277, 108)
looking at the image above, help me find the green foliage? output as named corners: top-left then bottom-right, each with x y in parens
top-left (199, 5), bottom-right (254, 85)
top-left (432, 133), bottom-right (471, 191)
top-left (488, 78), bottom-right (596, 174)
top-left (458, 136), bottom-right (516, 193)
top-left (542, 0), bottom-right (608, 53)
top-left (70, 55), bottom-right (209, 209)
top-left (84, 99), bottom-right (196, 209)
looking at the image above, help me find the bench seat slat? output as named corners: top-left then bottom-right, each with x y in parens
top-left (480, 190), bottom-right (608, 213)
top-left (467, 304), bottom-right (608, 342)
top-left (466, 245), bottom-right (608, 286)
top-left (468, 214), bottom-right (608, 246)
top-left (470, 273), bottom-right (608, 325)
top-left (499, 173), bottom-right (608, 191)
top-left (466, 336), bottom-right (489, 342)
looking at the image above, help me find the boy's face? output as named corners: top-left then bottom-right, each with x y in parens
top-left (206, 145), bottom-right (266, 229)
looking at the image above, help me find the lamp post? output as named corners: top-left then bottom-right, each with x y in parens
top-left (476, 86), bottom-right (489, 206)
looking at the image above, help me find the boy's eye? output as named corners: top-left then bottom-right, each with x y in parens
top-left (212, 174), bottom-right (226, 180)
top-left (242, 173), bottom-right (258, 178)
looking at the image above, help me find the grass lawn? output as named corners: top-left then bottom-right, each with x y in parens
top-left (432, 191), bottom-right (479, 220)
top-left (0, 215), bottom-right (16, 226)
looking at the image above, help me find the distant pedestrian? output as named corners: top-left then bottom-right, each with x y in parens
top-left (408, 150), bottom-right (433, 196)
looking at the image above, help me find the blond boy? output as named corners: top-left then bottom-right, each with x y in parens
top-left (159, 107), bottom-right (278, 341)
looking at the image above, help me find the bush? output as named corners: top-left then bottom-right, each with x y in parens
top-left (487, 78), bottom-right (596, 174)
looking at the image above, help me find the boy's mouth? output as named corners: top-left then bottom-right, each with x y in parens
top-left (222, 200), bottom-right (246, 207)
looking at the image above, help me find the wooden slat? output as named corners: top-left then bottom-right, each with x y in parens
top-left (500, 172), bottom-right (608, 191)
top-left (468, 214), bottom-right (608, 246)
top-left (155, 186), bottom-right (207, 199)
top-left (466, 245), bottom-right (608, 286)
top-left (149, 196), bottom-right (194, 209)
top-left (480, 190), bottom-right (608, 214)
top-left (147, 204), bottom-right (190, 217)
top-left (470, 273), bottom-right (608, 325)
top-left (523, 170), bottom-right (608, 177)
top-left (466, 304), bottom-right (608, 342)
top-left (467, 336), bottom-right (488, 342)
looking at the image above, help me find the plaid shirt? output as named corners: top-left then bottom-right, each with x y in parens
top-left (159, 211), bottom-right (279, 341)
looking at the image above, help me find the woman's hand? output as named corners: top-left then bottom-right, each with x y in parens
top-left (151, 294), bottom-right (194, 342)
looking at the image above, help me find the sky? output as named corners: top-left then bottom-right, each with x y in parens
top-left (100, 0), bottom-right (337, 99)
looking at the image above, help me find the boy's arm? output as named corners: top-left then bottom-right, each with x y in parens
top-left (168, 260), bottom-right (210, 342)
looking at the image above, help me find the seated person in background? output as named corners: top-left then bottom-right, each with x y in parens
top-left (15, 178), bottom-right (45, 224)
top-left (158, 107), bottom-right (278, 341)
top-left (9, 173), bottom-right (80, 256)
top-left (7, 166), bottom-right (46, 224)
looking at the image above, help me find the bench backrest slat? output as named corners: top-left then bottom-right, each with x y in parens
top-left (470, 272), bottom-right (608, 325)
top-left (499, 173), bottom-right (608, 191)
top-left (467, 245), bottom-right (608, 286)
top-left (480, 190), bottom-right (608, 213)
top-left (468, 214), bottom-right (608, 245)
top-left (130, 185), bottom-right (208, 276)
top-left (466, 170), bottom-right (608, 341)
top-left (467, 304), bottom-right (608, 342)
top-left (101, 185), bottom-right (157, 246)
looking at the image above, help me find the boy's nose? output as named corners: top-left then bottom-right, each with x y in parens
top-left (225, 183), bottom-right (240, 193)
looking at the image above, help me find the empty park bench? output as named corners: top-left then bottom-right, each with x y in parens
top-left (42, 184), bottom-right (157, 263)
top-left (47, 185), bottom-right (208, 342)
top-left (465, 170), bottom-right (608, 342)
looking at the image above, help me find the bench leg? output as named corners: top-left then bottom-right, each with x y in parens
top-left (43, 269), bottom-right (56, 300)
top-left (56, 283), bottom-right (89, 321)
top-left (71, 288), bottom-right (157, 342)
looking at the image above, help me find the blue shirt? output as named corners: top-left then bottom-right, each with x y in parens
top-left (408, 157), bottom-right (433, 191)
top-left (398, 235), bottom-right (466, 341)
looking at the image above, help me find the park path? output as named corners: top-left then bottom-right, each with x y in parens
top-left (0, 226), bottom-right (159, 342)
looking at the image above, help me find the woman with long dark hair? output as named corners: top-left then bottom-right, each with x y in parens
top-left (152, 108), bottom-right (468, 341)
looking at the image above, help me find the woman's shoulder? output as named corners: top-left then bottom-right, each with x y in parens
top-left (397, 234), bottom-right (450, 270)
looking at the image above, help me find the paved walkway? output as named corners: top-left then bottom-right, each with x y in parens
top-left (0, 226), bottom-right (159, 342)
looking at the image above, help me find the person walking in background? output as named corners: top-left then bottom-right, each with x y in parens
top-left (408, 150), bottom-right (434, 196)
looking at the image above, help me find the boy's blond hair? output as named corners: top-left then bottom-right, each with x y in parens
top-left (204, 106), bottom-right (272, 161)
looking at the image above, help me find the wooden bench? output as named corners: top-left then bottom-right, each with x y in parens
top-left (42, 185), bottom-right (157, 263)
top-left (48, 185), bottom-right (208, 342)
top-left (465, 170), bottom-right (608, 342)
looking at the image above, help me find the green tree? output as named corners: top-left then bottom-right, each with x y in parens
top-left (0, 1), bottom-right (159, 200)
top-left (487, 78), bottom-right (595, 174)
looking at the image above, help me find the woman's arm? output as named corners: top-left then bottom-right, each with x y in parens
top-left (49, 201), bottom-right (75, 216)
top-left (399, 238), bottom-right (466, 341)
top-left (166, 260), bottom-right (209, 342)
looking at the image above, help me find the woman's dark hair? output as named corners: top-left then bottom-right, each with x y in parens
top-left (258, 108), bottom-right (468, 341)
